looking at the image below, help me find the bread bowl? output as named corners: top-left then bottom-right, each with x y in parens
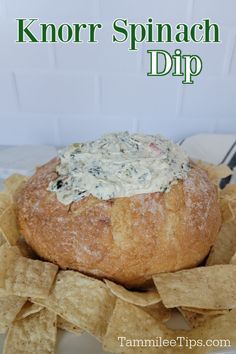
top-left (15, 132), bottom-right (221, 287)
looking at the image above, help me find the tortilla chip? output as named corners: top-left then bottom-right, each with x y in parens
top-left (174, 310), bottom-right (236, 353)
top-left (196, 161), bottom-right (232, 185)
top-left (0, 245), bottom-right (58, 298)
top-left (153, 265), bottom-right (236, 309)
top-left (220, 184), bottom-right (236, 201)
top-left (16, 302), bottom-right (43, 320)
top-left (4, 174), bottom-right (28, 201)
top-left (230, 253), bottom-right (236, 265)
top-left (0, 232), bottom-right (6, 247)
top-left (0, 244), bottom-right (21, 290)
top-left (178, 308), bottom-right (207, 329)
top-left (183, 309), bottom-right (236, 353)
top-left (0, 193), bottom-right (12, 210)
top-left (103, 299), bottom-right (170, 354)
top-left (103, 300), bottom-right (236, 353)
top-left (104, 280), bottom-right (161, 307)
top-left (0, 295), bottom-right (26, 333)
top-left (57, 316), bottom-right (83, 335)
top-left (0, 206), bottom-right (19, 245)
top-left (206, 221), bottom-right (236, 265)
top-left (220, 200), bottom-right (235, 223)
top-left (144, 302), bottom-right (171, 323)
top-left (229, 200), bottom-right (236, 214)
top-left (3, 308), bottom-right (57, 354)
top-left (32, 270), bottom-right (116, 340)
top-left (181, 306), bottom-right (229, 316)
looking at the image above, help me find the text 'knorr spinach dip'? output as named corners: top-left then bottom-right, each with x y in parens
top-left (49, 132), bottom-right (190, 205)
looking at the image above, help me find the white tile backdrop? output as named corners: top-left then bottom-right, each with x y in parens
top-left (0, 0), bottom-right (235, 145)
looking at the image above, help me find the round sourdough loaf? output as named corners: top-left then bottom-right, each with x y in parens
top-left (15, 158), bottom-right (221, 288)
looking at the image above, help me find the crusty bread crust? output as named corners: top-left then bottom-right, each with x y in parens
top-left (15, 159), bottom-right (221, 288)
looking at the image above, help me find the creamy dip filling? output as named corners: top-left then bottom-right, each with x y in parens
top-left (49, 132), bottom-right (190, 205)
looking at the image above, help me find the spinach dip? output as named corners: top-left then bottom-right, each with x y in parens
top-left (49, 132), bottom-right (190, 205)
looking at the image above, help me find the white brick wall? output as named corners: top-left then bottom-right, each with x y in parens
top-left (0, 0), bottom-right (235, 145)
top-left (15, 71), bottom-right (96, 114)
top-left (6, 0), bottom-right (97, 21)
top-left (99, 0), bottom-right (190, 22)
